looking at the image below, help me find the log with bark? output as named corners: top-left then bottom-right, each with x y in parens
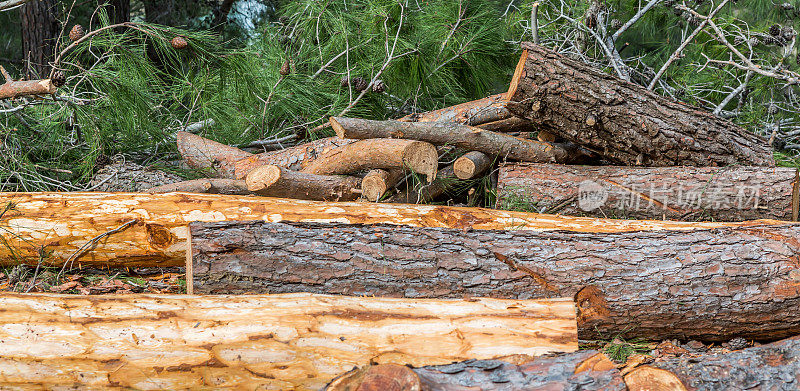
top-left (454, 151), bottom-right (492, 180)
top-left (0, 78), bottom-right (56, 99)
top-left (0, 192), bottom-right (776, 267)
top-left (233, 136), bottom-right (357, 179)
top-left (300, 138), bottom-right (439, 182)
top-left (399, 93), bottom-right (534, 133)
top-left (361, 169), bottom-right (405, 202)
top-left (497, 163), bottom-right (800, 221)
top-left (176, 131), bottom-right (252, 178)
top-left (505, 42), bottom-right (775, 167)
top-left (386, 164), bottom-right (457, 204)
top-left (328, 336), bottom-right (800, 391)
top-left (146, 178), bottom-right (250, 195)
top-left (331, 116), bottom-right (582, 164)
top-left (0, 292), bottom-right (577, 390)
top-left (189, 220), bottom-right (800, 341)
top-left (246, 165), bottom-right (362, 201)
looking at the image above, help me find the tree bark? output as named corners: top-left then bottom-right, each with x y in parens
top-left (233, 137), bottom-right (357, 179)
top-left (188, 220), bottom-right (800, 341)
top-left (1, 192), bottom-right (774, 267)
top-left (361, 169), bottom-right (405, 202)
top-left (106, 0), bottom-right (130, 24)
top-left (246, 165), bottom-right (362, 201)
top-left (386, 164), bottom-right (457, 204)
top-left (331, 117), bottom-right (581, 164)
top-left (0, 78), bottom-right (56, 99)
top-left (454, 151), bottom-right (492, 180)
top-left (146, 178), bottom-right (250, 195)
top-left (176, 131), bottom-right (252, 178)
top-left (497, 164), bottom-right (800, 221)
top-left (300, 138), bottom-right (438, 183)
top-left (506, 43), bottom-right (775, 167)
top-left (0, 292), bottom-right (576, 390)
top-left (143, 0), bottom-right (175, 25)
top-left (399, 93), bottom-right (533, 132)
top-left (19, 0), bottom-right (58, 78)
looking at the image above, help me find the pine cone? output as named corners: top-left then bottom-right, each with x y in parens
top-left (69, 25), bottom-right (85, 42)
top-left (51, 71), bottom-right (66, 87)
top-left (688, 16), bottom-right (701, 27)
top-left (280, 59), bottom-right (291, 76)
top-left (351, 76), bottom-right (368, 92)
top-left (610, 18), bottom-right (622, 30)
top-left (781, 26), bottom-right (796, 41)
top-left (762, 35), bottom-right (779, 45)
top-left (171, 36), bottom-right (188, 49)
top-left (371, 79), bottom-right (386, 93)
top-left (340, 76), bottom-right (350, 88)
top-left (770, 24), bottom-right (782, 36)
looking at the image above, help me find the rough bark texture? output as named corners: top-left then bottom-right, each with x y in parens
top-left (106, 0), bottom-right (130, 24)
top-left (0, 293), bottom-right (576, 390)
top-left (176, 131), bottom-right (252, 178)
top-left (300, 138), bottom-right (438, 182)
top-left (506, 43), bottom-right (775, 167)
top-left (327, 351), bottom-right (624, 391)
top-left (19, 0), bottom-right (58, 78)
top-left (454, 151), bottom-right (492, 180)
top-left (386, 165), bottom-right (457, 204)
top-left (233, 137), bottom-right (357, 179)
top-left (1, 192), bottom-right (772, 267)
top-left (246, 165), bottom-right (362, 201)
top-left (331, 117), bottom-right (578, 164)
top-left (0, 78), bottom-right (55, 99)
top-left (497, 164), bottom-right (800, 221)
top-left (146, 178), bottom-right (250, 195)
top-left (189, 220), bottom-right (800, 341)
top-left (361, 169), bottom-right (405, 202)
top-left (399, 93), bottom-right (529, 131)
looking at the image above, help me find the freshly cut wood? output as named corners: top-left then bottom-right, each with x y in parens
top-left (246, 165), bottom-right (361, 201)
top-left (506, 42), bottom-right (775, 167)
top-left (1, 192), bottom-right (779, 267)
top-left (300, 138), bottom-right (438, 182)
top-left (176, 131), bottom-right (252, 178)
top-left (497, 164), bottom-right (800, 221)
top-left (361, 169), bottom-right (405, 202)
top-left (331, 116), bottom-right (578, 164)
top-left (399, 93), bottom-right (532, 132)
top-left (0, 292), bottom-right (577, 390)
top-left (387, 165), bottom-right (456, 204)
top-left (146, 178), bottom-right (250, 195)
top-left (189, 220), bottom-right (800, 341)
top-left (0, 78), bottom-right (56, 99)
top-left (326, 350), bottom-right (621, 391)
top-left (233, 137), bottom-right (357, 179)
top-left (454, 151), bottom-right (492, 180)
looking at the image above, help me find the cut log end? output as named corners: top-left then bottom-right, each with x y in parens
top-left (505, 49), bottom-right (529, 101)
top-left (362, 169), bottom-right (404, 202)
top-left (453, 151), bottom-right (491, 180)
top-left (403, 141), bottom-right (438, 182)
top-left (245, 165), bottom-right (282, 192)
top-left (624, 366), bottom-right (688, 391)
top-left (330, 117), bottom-right (346, 139)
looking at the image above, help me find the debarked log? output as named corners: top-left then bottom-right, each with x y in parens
top-left (496, 163), bottom-right (800, 221)
top-left (0, 78), bottom-right (56, 99)
top-left (0, 292), bottom-right (577, 390)
top-left (176, 131), bottom-right (252, 178)
top-left (246, 165), bottom-right (362, 201)
top-left (398, 93), bottom-right (533, 133)
top-left (233, 137), bottom-right (358, 180)
top-left (146, 178), bottom-right (250, 195)
top-left (189, 220), bottom-right (800, 341)
top-left (0, 192), bottom-right (779, 267)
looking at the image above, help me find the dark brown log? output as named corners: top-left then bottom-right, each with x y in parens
top-left (246, 165), bottom-right (362, 201)
top-left (19, 0), bottom-right (58, 77)
top-left (361, 169), bottom-right (405, 202)
top-left (146, 178), bottom-right (250, 195)
top-left (176, 131), bottom-right (252, 178)
top-left (189, 220), bottom-right (800, 341)
top-left (0, 78), bottom-right (55, 99)
top-left (331, 116), bottom-right (579, 164)
top-left (454, 151), bottom-right (492, 180)
top-left (506, 43), bottom-right (775, 167)
top-left (386, 165), bottom-right (456, 204)
top-left (233, 137), bottom-right (358, 179)
top-left (300, 138), bottom-right (438, 182)
top-left (497, 163), bottom-right (800, 221)
top-left (327, 351), bottom-right (623, 391)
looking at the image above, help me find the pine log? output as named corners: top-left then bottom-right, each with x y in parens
top-left (497, 164), bottom-right (800, 221)
top-left (399, 93), bottom-right (532, 132)
top-left (176, 131), bottom-right (252, 178)
top-left (386, 164), bottom-right (456, 204)
top-left (361, 169), bottom-right (405, 202)
top-left (189, 220), bottom-right (800, 341)
top-left (246, 165), bottom-right (361, 201)
top-left (0, 292), bottom-right (577, 390)
top-left (454, 151), bottom-right (492, 180)
top-left (300, 138), bottom-right (438, 182)
top-left (331, 116), bottom-right (579, 164)
top-left (0, 192), bottom-right (778, 267)
top-left (326, 351), bottom-right (622, 391)
top-left (233, 137), bottom-right (357, 179)
top-left (146, 178), bottom-right (250, 195)
top-left (506, 42), bottom-right (775, 167)
top-left (0, 78), bottom-right (56, 99)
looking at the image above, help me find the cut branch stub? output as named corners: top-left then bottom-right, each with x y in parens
top-left (176, 131), bottom-right (252, 178)
top-left (246, 165), bottom-right (362, 201)
top-left (454, 151), bottom-right (492, 180)
top-left (361, 169), bottom-right (405, 202)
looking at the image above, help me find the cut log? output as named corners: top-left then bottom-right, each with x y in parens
top-left (497, 164), bottom-right (800, 221)
top-left (300, 138), bottom-right (438, 182)
top-left (0, 192), bottom-right (779, 267)
top-left (386, 164), bottom-right (457, 204)
top-left (399, 93), bottom-right (532, 132)
top-left (361, 169), bottom-right (405, 202)
top-left (331, 116), bottom-right (579, 164)
top-left (454, 151), bottom-right (492, 180)
top-left (146, 178), bottom-right (250, 195)
top-left (0, 292), bottom-right (577, 390)
top-left (246, 165), bottom-right (361, 201)
top-left (326, 350), bottom-right (622, 391)
top-left (0, 78), bottom-right (56, 99)
top-left (506, 43), bottom-right (775, 167)
top-left (176, 131), bottom-right (252, 178)
top-left (233, 137), bottom-right (358, 179)
top-left (189, 220), bottom-right (800, 341)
